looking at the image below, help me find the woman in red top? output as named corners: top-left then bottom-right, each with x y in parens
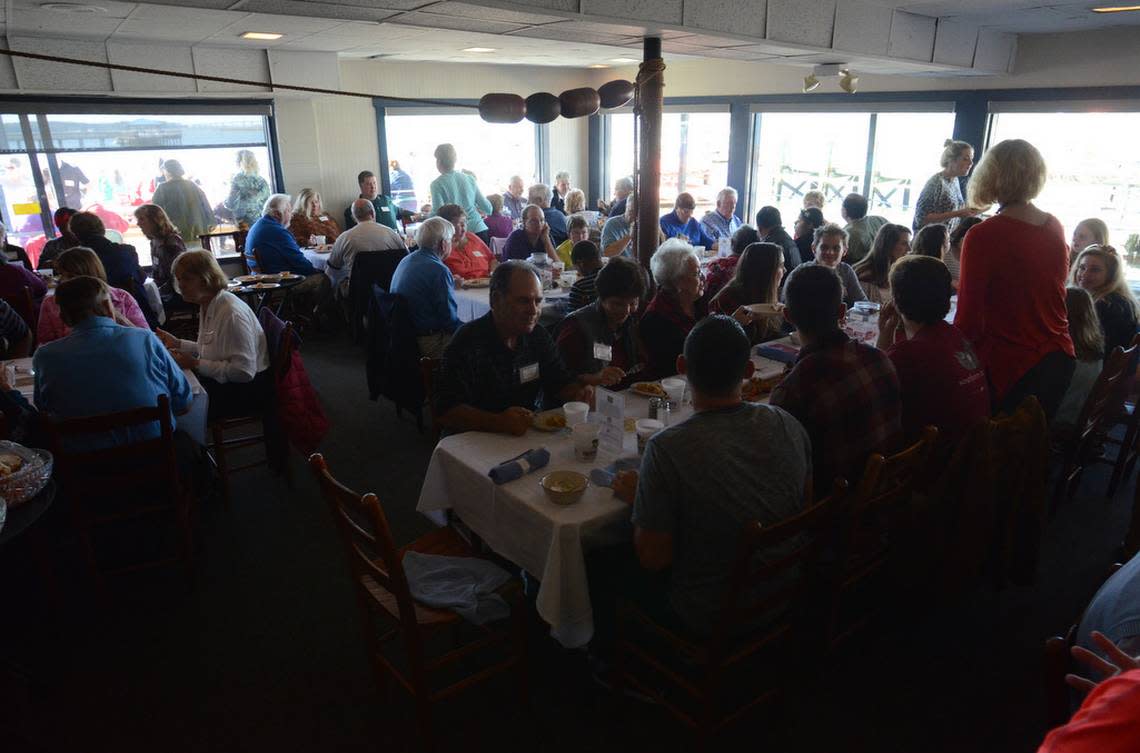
top-left (954, 139), bottom-right (1075, 420)
top-left (436, 203), bottom-right (494, 280)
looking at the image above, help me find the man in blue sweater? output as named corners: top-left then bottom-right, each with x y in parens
top-left (245, 193), bottom-right (331, 317)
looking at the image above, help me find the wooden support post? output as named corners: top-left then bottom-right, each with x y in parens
top-left (636, 37), bottom-right (664, 273)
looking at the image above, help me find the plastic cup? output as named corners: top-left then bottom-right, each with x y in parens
top-left (661, 377), bottom-right (686, 405)
top-left (636, 418), bottom-right (664, 454)
top-left (573, 423), bottom-right (600, 462)
top-left (563, 401), bottom-right (589, 426)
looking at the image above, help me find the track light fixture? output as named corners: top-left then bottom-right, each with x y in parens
top-left (801, 63), bottom-right (857, 94)
top-left (839, 69), bottom-right (859, 94)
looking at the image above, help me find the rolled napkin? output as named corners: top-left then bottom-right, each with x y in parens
top-left (488, 447), bottom-right (550, 485)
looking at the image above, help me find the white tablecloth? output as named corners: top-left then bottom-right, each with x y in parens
top-left (453, 285), bottom-right (571, 324)
top-left (142, 277), bottom-right (163, 325)
top-left (417, 388), bottom-right (697, 648)
top-left (301, 247), bottom-right (330, 272)
top-left (6, 358), bottom-right (209, 446)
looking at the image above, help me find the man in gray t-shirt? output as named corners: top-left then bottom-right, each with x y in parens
top-left (630, 315), bottom-right (812, 637)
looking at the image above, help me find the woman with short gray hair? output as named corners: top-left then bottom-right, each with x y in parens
top-left (641, 238), bottom-right (706, 379)
top-left (151, 157), bottom-right (216, 240)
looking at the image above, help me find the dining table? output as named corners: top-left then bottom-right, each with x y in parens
top-left (2, 357), bottom-right (210, 446)
top-left (301, 246), bottom-right (331, 272)
top-left (453, 282), bottom-right (572, 325)
top-left (415, 353), bottom-right (786, 648)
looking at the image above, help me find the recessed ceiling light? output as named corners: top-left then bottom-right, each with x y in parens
top-left (241, 32), bottom-right (284, 41)
top-left (463, 47), bottom-right (496, 53)
top-left (588, 64), bottom-right (609, 69)
top-left (610, 57), bottom-right (638, 64)
top-left (1091, 4), bottom-right (1140, 10)
top-left (40, 3), bottom-right (106, 12)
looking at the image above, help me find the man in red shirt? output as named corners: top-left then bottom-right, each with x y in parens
top-left (876, 255), bottom-right (989, 445)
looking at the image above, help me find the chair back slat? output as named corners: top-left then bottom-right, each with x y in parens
top-left (711, 480), bottom-right (848, 649)
top-left (308, 454), bottom-right (422, 637)
top-left (1074, 342), bottom-right (1136, 441)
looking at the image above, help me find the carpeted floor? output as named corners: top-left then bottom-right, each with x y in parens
top-left (1, 328), bottom-right (1133, 752)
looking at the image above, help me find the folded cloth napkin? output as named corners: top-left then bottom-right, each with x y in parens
top-left (588, 455), bottom-right (641, 488)
top-left (402, 550), bottom-right (513, 625)
top-left (488, 446), bottom-right (549, 485)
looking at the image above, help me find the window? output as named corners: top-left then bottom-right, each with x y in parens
top-left (607, 111), bottom-right (731, 217)
top-left (384, 112), bottom-right (537, 213)
top-left (0, 106), bottom-right (276, 266)
top-left (749, 109), bottom-right (955, 229)
top-left (988, 110), bottom-right (1140, 276)
top-left (751, 112), bottom-right (870, 228)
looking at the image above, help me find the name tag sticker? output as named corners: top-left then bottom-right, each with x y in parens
top-left (473, 251), bottom-right (483, 257)
top-left (519, 362), bottom-right (540, 384)
top-left (593, 342), bottom-right (613, 362)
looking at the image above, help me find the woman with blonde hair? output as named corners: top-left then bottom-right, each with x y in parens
top-left (912, 139), bottom-right (982, 232)
top-left (37, 246), bottom-right (149, 344)
top-left (1072, 244), bottom-right (1139, 356)
top-left (287, 188), bottom-right (340, 247)
top-left (156, 249), bottom-right (269, 419)
top-left (955, 138), bottom-right (1074, 419)
top-left (563, 188), bottom-right (586, 215)
top-left (1054, 287), bottom-right (1106, 427)
top-left (224, 149), bottom-right (271, 227)
top-left (134, 203), bottom-right (185, 298)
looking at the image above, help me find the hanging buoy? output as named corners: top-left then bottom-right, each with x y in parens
top-left (598, 80), bottom-right (635, 109)
top-left (478, 93), bottom-right (526, 123)
top-left (524, 92), bottom-right (561, 124)
top-left (559, 87), bottom-right (600, 118)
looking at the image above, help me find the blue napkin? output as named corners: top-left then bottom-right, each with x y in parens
top-left (589, 456), bottom-right (641, 488)
top-left (488, 447), bottom-right (550, 485)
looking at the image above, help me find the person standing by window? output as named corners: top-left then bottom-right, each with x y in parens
top-left (224, 150), bottom-right (271, 228)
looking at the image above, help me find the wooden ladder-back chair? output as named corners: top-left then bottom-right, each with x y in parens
top-left (1124, 476), bottom-right (1140, 559)
top-left (45, 395), bottom-right (193, 588)
top-left (207, 315), bottom-right (295, 507)
top-left (1043, 562), bottom-right (1124, 729)
top-left (828, 427), bottom-right (938, 650)
top-left (615, 480), bottom-right (848, 752)
top-left (308, 454), bottom-right (528, 753)
top-left (1053, 340), bottom-right (1138, 514)
top-left (1098, 333), bottom-right (1140, 497)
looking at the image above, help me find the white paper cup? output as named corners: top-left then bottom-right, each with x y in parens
top-left (661, 377), bottom-right (686, 404)
top-left (636, 418), bottom-right (664, 454)
top-left (314, 235), bottom-right (326, 246)
top-left (573, 423), bottom-right (600, 462)
top-left (563, 401), bottom-right (589, 426)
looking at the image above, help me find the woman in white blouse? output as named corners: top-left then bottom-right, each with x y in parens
top-left (156, 249), bottom-right (270, 419)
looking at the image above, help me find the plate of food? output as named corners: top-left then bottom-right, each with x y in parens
top-left (742, 373), bottom-right (785, 402)
top-left (630, 381), bottom-right (668, 399)
top-left (233, 274), bottom-right (259, 283)
top-left (743, 302), bottom-right (785, 317)
top-left (531, 409), bottom-right (568, 432)
top-left (253, 282), bottom-right (281, 290)
top-left (462, 277), bottom-right (491, 288)
top-left (278, 271), bottom-right (300, 280)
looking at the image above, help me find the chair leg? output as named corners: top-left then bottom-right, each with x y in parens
top-left (210, 423), bottom-right (232, 508)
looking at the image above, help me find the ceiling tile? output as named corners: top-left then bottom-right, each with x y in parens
top-left (192, 45), bottom-right (271, 91)
top-left (833, 0), bottom-right (891, 56)
top-left (107, 40), bottom-right (196, 92)
top-left (389, 11), bottom-right (529, 34)
top-left (419, 2), bottom-right (566, 24)
top-left (476, 0), bottom-right (579, 11)
top-left (581, 0), bottom-right (683, 25)
top-left (13, 0), bottom-right (136, 19)
top-left (115, 19), bottom-right (235, 43)
top-left (887, 9), bottom-right (935, 61)
top-left (234, 0), bottom-right (399, 23)
top-left (932, 17), bottom-right (976, 68)
top-left (9, 7), bottom-right (125, 38)
top-left (682, 0), bottom-right (766, 38)
top-left (508, 24), bottom-right (629, 45)
top-left (766, 0), bottom-right (837, 49)
top-left (973, 27), bottom-right (1015, 72)
top-left (10, 35), bottom-right (112, 90)
top-left (125, 0), bottom-right (236, 8)
top-left (211, 12), bottom-right (347, 37)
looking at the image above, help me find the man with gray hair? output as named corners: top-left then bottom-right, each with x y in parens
top-left (502, 175), bottom-right (526, 220)
top-left (245, 193), bottom-right (331, 319)
top-left (699, 186), bottom-right (742, 243)
top-left (326, 198), bottom-right (407, 299)
top-left (551, 170), bottom-right (571, 213)
top-left (601, 175), bottom-right (634, 218)
top-left (527, 183), bottom-right (568, 245)
top-left (390, 216), bottom-right (461, 358)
